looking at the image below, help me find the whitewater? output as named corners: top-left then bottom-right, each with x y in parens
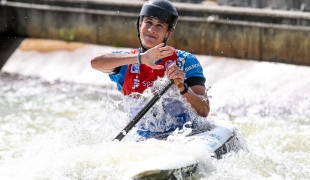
top-left (0, 38), bottom-right (309, 179)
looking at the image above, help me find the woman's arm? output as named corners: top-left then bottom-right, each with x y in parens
top-left (91, 53), bottom-right (137, 73)
top-left (91, 43), bottom-right (173, 73)
top-left (166, 64), bottom-right (210, 117)
top-left (180, 85), bottom-right (210, 117)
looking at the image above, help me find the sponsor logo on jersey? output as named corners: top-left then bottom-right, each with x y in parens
top-left (184, 63), bottom-right (201, 73)
top-left (131, 64), bottom-right (140, 74)
top-left (132, 75), bottom-right (140, 89)
top-left (165, 60), bottom-right (175, 70)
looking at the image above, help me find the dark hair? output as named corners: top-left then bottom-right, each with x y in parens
top-left (137, 16), bottom-right (173, 31)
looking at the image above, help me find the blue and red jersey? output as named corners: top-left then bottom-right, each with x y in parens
top-left (109, 48), bottom-right (206, 139)
top-left (109, 48), bottom-right (205, 94)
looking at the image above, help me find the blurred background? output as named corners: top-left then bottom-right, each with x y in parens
top-left (1, 0), bottom-right (310, 67)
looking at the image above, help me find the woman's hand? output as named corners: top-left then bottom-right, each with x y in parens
top-left (166, 63), bottom-right (210, 117)
top-left (165, 63), bottom-right (185, 90)
top-left (141, 43), bottom-right (173, 69)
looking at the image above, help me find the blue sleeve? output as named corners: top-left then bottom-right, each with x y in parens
top-left (109, 65), bottom-right (128, 92)
top-left (176, 50), bottom-right (205, 80)
top-left (108, 50), bottom-right (130, 92)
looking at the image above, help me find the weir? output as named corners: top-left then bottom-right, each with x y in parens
top-left (1, 0), bottom-right (310, 67)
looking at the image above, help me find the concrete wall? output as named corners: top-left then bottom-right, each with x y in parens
top-left (2, 0), bottom-right (310, 66)
top-left (217, 0), bottom-right (310, 11)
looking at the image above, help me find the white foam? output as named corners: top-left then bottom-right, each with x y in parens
top-left (1, 39), bottom-right (310, 179)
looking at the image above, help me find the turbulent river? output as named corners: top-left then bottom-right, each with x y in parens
top-left (0, 39), bottom-right (309, 179)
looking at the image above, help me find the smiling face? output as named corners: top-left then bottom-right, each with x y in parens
top-left (139, 17), bottom-right (172, 49)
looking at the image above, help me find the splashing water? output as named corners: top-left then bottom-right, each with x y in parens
top-left (0, 73), bottom-right (215, 180)
top-left (0, 42), bottom-right (309, 179)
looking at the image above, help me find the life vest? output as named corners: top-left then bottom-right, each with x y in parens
top-left (122, 48), bottom-right (178, 95)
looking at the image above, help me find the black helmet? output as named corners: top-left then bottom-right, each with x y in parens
top-left (139, 0), bottom-right (178, 29)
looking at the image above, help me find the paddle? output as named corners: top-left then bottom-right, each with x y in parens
top-left (113, 79), bottom-right (183, 141)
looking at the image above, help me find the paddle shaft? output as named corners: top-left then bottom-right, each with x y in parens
top-left (113, 79), bottom-right (182, 141)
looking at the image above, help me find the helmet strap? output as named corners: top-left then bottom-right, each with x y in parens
top-left (163, 38), bottom-right (168, 46)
